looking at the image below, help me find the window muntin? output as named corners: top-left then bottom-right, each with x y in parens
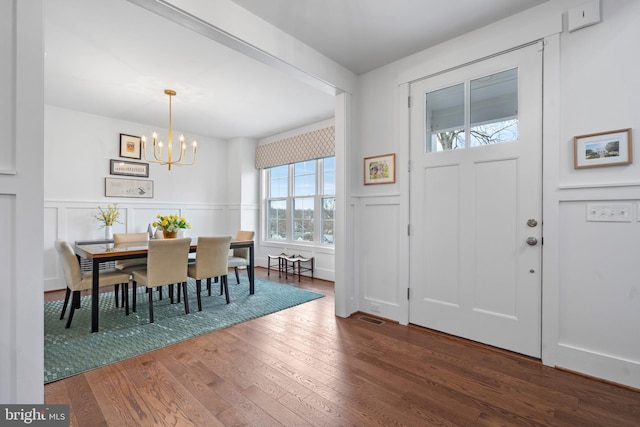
top-left (265, 157), bottom-right (335, 246)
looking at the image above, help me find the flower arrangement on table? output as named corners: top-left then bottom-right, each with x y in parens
top-left (153, 214), bottom-right (191, 238)
top-left (94, 203), bottom-right (122, 229)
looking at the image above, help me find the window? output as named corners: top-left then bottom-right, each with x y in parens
top-left (426, 68), bottom-right (518, 152)
top-left (265, 157), bottom-right (335, 245)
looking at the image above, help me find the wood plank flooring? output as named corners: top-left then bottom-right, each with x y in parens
top-left (45, 269), bottom-right (640, 426)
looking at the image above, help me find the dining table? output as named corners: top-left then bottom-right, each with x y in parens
top-left (74, 238), bottom-right (255, 332)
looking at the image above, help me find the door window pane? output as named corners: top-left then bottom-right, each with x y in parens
top-left (470, 68), bottom-right (518, 146)
top-left (426, 83), bottom-right (465, 152)
top-left (293, 197), bottom-right (314, 242)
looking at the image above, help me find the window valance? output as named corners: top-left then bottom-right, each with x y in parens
top-left (255, 126), bottom-right (335, 169)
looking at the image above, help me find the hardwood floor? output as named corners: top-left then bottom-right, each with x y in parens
top-left (45, 269), bottom-right (640, 426)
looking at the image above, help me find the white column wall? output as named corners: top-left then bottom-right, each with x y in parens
top-left (1, 0), bottom-right (45, 403)
top-left (226, 137), bottom-right (259, 238)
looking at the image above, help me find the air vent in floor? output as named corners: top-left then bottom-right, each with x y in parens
top-left (358, 315), bottom-right (385, 326)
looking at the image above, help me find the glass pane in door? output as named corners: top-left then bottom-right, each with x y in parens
top-left (470, 68), bottom-right (518, 147)
top-left (426, 83), bottom-right (465, 152)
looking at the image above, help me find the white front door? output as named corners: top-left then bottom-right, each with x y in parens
top-left (409, 43), bottom-right (543, 357)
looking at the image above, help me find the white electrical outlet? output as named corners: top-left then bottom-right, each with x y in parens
top-left (586, 203), bottom-right (632, 222)
top-left (370, 303), bottom-right (381, 313)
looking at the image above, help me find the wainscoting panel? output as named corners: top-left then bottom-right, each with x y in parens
top-left (0, 195), bottom-right (16, 398)
top-left (182, 206), bottom-right (228, 237)
top-left (44, 207), bottom-right (60, 283)
top-left (558, 199), bottom-right (640, 388)
top-left (357, 196), bottom-right (401, 320)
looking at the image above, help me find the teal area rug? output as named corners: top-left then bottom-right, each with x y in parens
top-left (44, 277), bottom-right (323, 383)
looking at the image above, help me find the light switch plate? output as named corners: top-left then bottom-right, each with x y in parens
top-left (568, 0), bottom-right (601, 32)
top-left (586, 203), bottom-right (632, 222)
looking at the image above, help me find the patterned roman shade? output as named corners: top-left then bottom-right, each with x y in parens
top-left (255, 126), bottom-right (335, 169)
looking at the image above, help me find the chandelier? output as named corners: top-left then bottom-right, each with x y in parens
top-left (141, 89), bottom-right (197, 171)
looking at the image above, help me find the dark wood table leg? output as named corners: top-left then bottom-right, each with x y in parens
top-left (249, 243), bottom-right (255, 295)
top-left (91, 258), bottom-right (100, 333)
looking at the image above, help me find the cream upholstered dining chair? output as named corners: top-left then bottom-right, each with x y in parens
top-left (227, 230), bottom-right (254, 284)
top-left (131, 238), bottom-right (191, 323)
top-left (113, 232), bottom-right (149, 308)
top-left (55, 240), bottom-right (131, 329)
top-left (113, 232), bottom-right (149, 271)
top-left (187, 236), bottom-right (232, 311)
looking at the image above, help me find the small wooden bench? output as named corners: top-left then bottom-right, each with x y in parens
top-left (267, 253), bottom-right (288, 278)
top-left (268, 253), bottom-right (314, 282)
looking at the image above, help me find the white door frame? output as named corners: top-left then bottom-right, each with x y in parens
top-left (402, 42), bottom-right (544, 357)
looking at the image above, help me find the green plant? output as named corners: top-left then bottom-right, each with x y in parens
top-left (152, 214), bottom-right (191, 232)
top-left (95, 203), bottom-right (121, 228)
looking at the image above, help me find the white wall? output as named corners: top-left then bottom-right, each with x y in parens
top-left (45, 105), bottom-right (229, 203)
top-left (352, 0), bottom-right (640, 389)
top-left (44, 105), bottom-right (234, 291)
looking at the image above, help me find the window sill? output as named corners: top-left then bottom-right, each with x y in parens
top-left (261, 240), bottom-right (335, 255)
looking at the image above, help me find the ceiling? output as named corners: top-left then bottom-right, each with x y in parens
top-left (44, 0), bottom-right (548, 141)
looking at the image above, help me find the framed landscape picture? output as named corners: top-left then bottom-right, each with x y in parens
top-left (364, 153), bottom-right (396, 185)
top-left (574, 128), bottom-right (632, 169)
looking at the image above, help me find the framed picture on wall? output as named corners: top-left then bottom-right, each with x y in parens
top-left (119, 133), bottom-right (142, 159)
top-left (105, 177), bottom-right (153, 198)
top-left (110, 159), bottom-right (149, 177)
top-left (574, 128), bottom-right (632, 169)
top-left (364, 153), bottom-right (396, 185)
